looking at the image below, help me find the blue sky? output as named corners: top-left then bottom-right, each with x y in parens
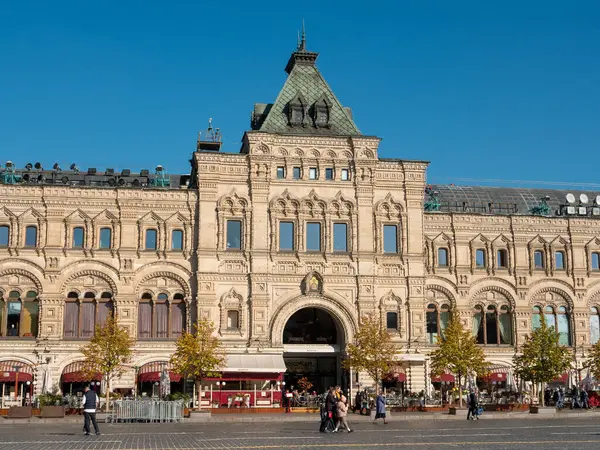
top-left (1, 1), bottom-right (598, 188)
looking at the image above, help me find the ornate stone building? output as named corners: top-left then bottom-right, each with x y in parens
top-left (0, 40), bottom-right (599, 401)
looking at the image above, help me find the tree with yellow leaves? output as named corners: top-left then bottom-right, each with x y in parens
top-left (430, 314), bottom-right (489, 408)
top-left (170, 317), bottom-right (226, 408)
top-left (80, 315), bottom-right (134, 412)
top-left (342, 314), bottom-right (397, 389)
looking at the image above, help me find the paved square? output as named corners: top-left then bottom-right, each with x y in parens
top-left (0, 417), bottom-right (600, 450)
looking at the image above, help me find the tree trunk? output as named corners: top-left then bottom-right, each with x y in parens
top-left (458, 375), bottom-right (463, 408)
top-left (105, 377), bottom-right (110, 413)
top-left (540, 382), bottom-right (545, 407)
top-left (197, 379), bottom-right (202, 410)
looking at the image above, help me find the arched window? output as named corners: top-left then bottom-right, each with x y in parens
top-left (540, 305), bottom-right (571, 346)
top-left (497, 249), bottom-right (508, 268)
top-left (227, 310), bottom-right (240, 330)
top-left (0, 290), bottom-right (39, 338)
top-left (475, 249), bottom-right (486, 268)
top-left (474, 304), bottom-right (512, 345)
top-left (590, 307), bottom-right (600, 345)
top-left (437, 248), bottom-right (448, 267)
top-left (592, 252), bottom-right (600, 271)
top-left (426, 303), bottom-right (450, 344)
top-left (534, 250), bottom-right (545, 269)
top-left (532, 306), bottom-right (542, 330)
top-left (138, 292), bottom-right (186, 339)
top-left (63, 291), bottom-right (112, 339)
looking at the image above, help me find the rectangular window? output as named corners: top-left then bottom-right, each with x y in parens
top-left (426, 310), bottom-right (438, 344)
top-left (145, 229), bottom-right (157, 250)
top-left (497, 249), bottom-right (507, 268)
top-left (591, 313), bottom-right (600, 345)
top-left (279, 222), bottom-right (295, 251)
top-left (0, 225), bottom-right (8, 247)
top-left (72, 227), bottom-right (85, 248)
top-left (555, 251), bottom-right (565, 270)
top-left (226, 220), bottom-right (242, 250)
top-left (276, 167), bottom-right (285, 179)
top-left (309, 168), bottom-right (317, 180)
top-left (325, 168), bottom-right (334, 180)
top-left (306, 222), bottom-right (321, 251)
top-left (333, 223), bottom-right (348, 252)
top-left (438, 248), bottom-right (448, 267)
top-left (99, 228), bottom-right (112, 249)
top-left (534, 250), bottom-right (545, 269)
top-left (292, 167), bottom-right (301, 180)
top-left (25, 226), bottom-right (37, 247)
top-left (171, 230), bottom-right (183, 250)
top-left (137, 302), bottom-right (152, 339)
top-left (592, 252), bottom-right (600, 271)
top-left (341, 169), bottom-right (349, 181)
top-left (383, 225), bottom-right (398, 253)
top-left (475, 249), bottom-right (486, 268)
top-left (386, 312), bottom-right (398, 330)
top-left (63, 302), bottom-right (79, 338)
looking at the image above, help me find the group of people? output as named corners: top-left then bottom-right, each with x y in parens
top-left (320, 386), bottom-right (353, 433)
top-left (544, 387), bottom-right (589, 409)
top-left (319, 387), bottom-right (390, 432)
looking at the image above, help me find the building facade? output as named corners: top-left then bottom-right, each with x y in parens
top-left (0, 42), bottom-right (599, 401)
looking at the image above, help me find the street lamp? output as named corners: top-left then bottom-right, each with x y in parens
top-left (13, 366), bottom-right (20, 402)
top-left (216, 381), bottom-right (226, 407)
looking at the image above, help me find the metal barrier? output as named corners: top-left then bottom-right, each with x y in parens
top-left (109, 400), bottom-right (184, 423)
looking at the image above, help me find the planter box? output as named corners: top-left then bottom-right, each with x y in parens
top-left (7, 406), bottom-right (32, 418)
top-left (449, 407), bottom-right (467, 415)
top-left (41, 406), bottom-right (65, 418)
top-left (529, 405), bottom-right (539, 414)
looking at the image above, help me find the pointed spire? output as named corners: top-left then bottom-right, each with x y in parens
top-left (286, 20), bottom-right (318, 74)
top-left (299, 19), bottom-right (306, 51)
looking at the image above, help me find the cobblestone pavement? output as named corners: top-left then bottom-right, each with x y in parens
top-left (1, 417), bottom-right (600, 449)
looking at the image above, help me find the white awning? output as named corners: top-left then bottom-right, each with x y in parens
top-left (224, 354), bottom-right (287, 373)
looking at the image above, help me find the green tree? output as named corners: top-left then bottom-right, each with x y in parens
top-left (430, 315), bottom-right (489, 408)
top-left (342, 314), bottom-right (397, 389)
top-left (586, 339), bottom-right (600, 381)
top-left (513, 316), bottom-right (572, 406)
top-left (80, 315), bottom-right (134, 412)
top-left (170, 317), bottom-right (226, 408)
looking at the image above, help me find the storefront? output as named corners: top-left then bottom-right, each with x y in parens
top-left (136, 362), bottom-right (183, 398)
top-left (61, 361), bottom-right (102, 398)
top-left (199, 354), bottom-right (286, 408)
top-left (431, 373), bottom-right (455, 405)
top-left (0, 360), bottom-right (34, 407)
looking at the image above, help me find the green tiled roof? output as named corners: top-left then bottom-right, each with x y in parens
top-left (255, 51), bottom-right (361, 136)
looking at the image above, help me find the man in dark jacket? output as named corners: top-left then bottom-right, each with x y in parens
top-left (466, 391), bottom-right (478, 420)
top-left (81, 385), bottom-right (100, 436)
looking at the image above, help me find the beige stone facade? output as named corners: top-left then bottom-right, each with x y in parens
top-left (0, 43), bottom-right (599, 400)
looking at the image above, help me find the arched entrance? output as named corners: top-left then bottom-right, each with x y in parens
top-left (282, 307), bottom-right (345, 394)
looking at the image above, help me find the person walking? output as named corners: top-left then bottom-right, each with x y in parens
top-left (320, 387), bottom-right (337, 432)
top-left (81, 385), bottom-right (100, 436)
top-left (581, 389), bottom-right (589, 409)
top-left (373, 391), bottom-right (387, 424)
top-left (334, 395), bottom-right (353, 433)
top-left (467, 390), bottom-right (478, 420)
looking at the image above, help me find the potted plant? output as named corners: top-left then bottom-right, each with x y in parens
top-left (38, 393), bottom-right (65, 418)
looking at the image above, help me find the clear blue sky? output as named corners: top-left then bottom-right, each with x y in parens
top-left (1, 1), bottom-right (598, 188)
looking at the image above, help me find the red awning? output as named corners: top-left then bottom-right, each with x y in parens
top-left (138, 371), bottom-right (182, 383)
top-left (483, 372), bottom-right (507, 382)
top-left (0, 371), bottom-right (33, 383)
top-left (204, 372), bottom-right (284, 382)
top-left (552, 373), bottom-right (569, 384)
top-left (0, 360), bottom-right (34, 383)
top-left (432, 374), bottom-right (455, 382)
top-left (62, 371), bottom-right (102, 383)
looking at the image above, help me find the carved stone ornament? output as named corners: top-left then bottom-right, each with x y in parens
top-left (302, 271), bottom-right (324, 295)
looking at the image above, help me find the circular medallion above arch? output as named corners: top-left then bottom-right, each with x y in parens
top-left (528, 286), bottom-right (574, 310)
top-left (0, 268), bottom-right (43, 295)
top-left (469, 286), bottom-right (515, 309)
top-left (61, 270), bottom-right (118, 295)
top-left (270, 295), bottom-right (357, 346)
top-left (135, 271), bottom-right (190, 298)
top-left (425, 285), bottom-right (456, 309)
